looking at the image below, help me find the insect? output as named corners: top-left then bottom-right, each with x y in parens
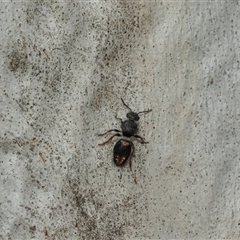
top-left (98, 98), bottom-right (152, 169)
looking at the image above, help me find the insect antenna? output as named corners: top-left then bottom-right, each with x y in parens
top-left (138, 109), bottom-right (152, 115)
top-left (121, 98), bottom-right (132, 111)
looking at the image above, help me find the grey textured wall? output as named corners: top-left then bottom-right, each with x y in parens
top-left (0, 1), bottom-right (240, 239)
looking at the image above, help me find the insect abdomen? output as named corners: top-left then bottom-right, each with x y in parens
top-left (113, 139), bottom-right (134, 166)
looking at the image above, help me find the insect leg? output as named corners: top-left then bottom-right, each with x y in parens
top-left (133, 135), bottom-right (149, 144)
top-left (129, 145), bottom-right (135, 171)
top-left (115, 116), bottom-right (123, 123)
top-left (98, 129), bottom-right (121, 136)
top-left (98, 134), bottom-right (121, 146)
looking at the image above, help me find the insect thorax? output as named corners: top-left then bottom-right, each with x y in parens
top-left (121, 120), bottom-right (138, 137)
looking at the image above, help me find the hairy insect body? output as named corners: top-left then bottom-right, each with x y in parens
top-left (98, 98), bottom-right (152, 169)
top-left (121, 120), bottom-right (138, 137)
top-left (114, 139), bottom-right (134, 166)
top-left (126, 112), bottom-right (139, 121)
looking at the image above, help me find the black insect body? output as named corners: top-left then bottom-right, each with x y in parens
top-left (98, 98), bottom-right (152, 169)
top-left (121, 119), bottom-right (138, 137)
top-left (113, 139), bottom-right (134, 167)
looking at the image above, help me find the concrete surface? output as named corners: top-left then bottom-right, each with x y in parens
top-left (0, 1), bottom-right (240, 239)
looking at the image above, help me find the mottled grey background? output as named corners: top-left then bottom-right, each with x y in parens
top-left (0, 1), bottom-right (240, 239)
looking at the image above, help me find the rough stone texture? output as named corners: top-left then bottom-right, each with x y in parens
top-left (0, 1), bottom-right (239, 239)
